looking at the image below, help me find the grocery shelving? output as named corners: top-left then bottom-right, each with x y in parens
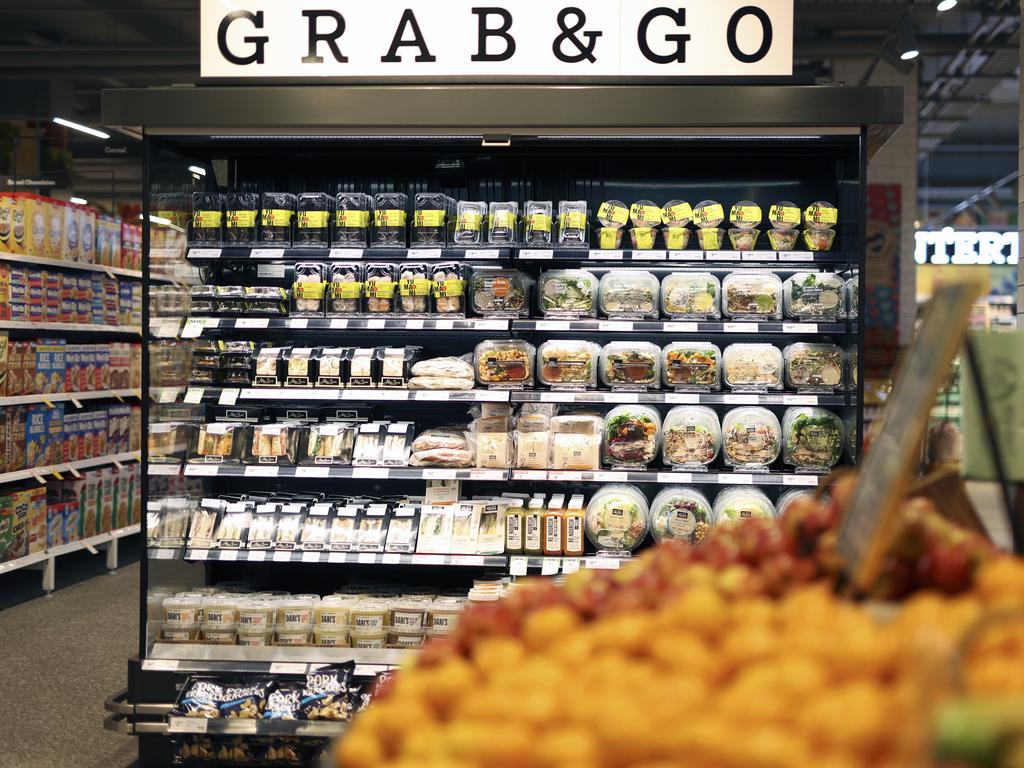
top-left (511, 469), bottom-right (822, 486)
top-left (0, 320), bottom-right (140, 335)
top-left (0, 450), bottom-right (139, 485)
top-left (144, 644), bottom-right (408, 674)
top-left (180, 465), bottom-right (506, 481)
top-left (0, 522), bottom-right (140, 591)
top-left (515, 319), bottom-right (854, 335)
top-left (0, 389), bottom-right (140, 407)
top-left (167, 717), bottom-right (348, 737)
top-left (511, 391), bottom-right (849, 406)
top-left (0, 251), bottom-right (144, 279)
top-left (179, 549), bottom-right (510, 567)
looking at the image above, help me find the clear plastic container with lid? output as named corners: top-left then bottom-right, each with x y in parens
top-left (784, 343), bottom-right (844, 390)
top-left (803, 229), bottom-right (836, 252)
top-left (767, 229), bottom-right (799, 251)
top-left (274, 630), bottom-right (311, 647)
top-left (163, 595), bottom-right (203, 626)
top-left (845, 276), bottom-right (859, 319)
top-left (662, 406), bottom-right (721, 468)
top-left (846, 344), bottom-right (858, 390)
top-left (475, 339), bottom-right (535, 387)
top-left (315, 596), bottom-right (352, 628)
top-left (661, 272), bottom-right (720, 319)
top-left (662, 342), bottom-right (720, 389)
top-left (722, 343), bottom-right (784, 390)
top-left (661, 200), bottom-right (693, 227)
top-left (428, 600), bottom-right (464, 633)
top-left (722, 406), bottom-right (781, 468)
top-left (649, 487), bottom-right (714, 544)
top-left (470, 269), bottom-right (530, 317)
top-left (714, 486), bottom-right (776, 524)
top-left (276, 597), bottom-right (316, 630)
top-left (692, 200), bottom-right (725, 250)
top-left (775, 488), bottom-right (813, 518)
top-left (352, 632), bottom-right (387, 649)
top-left (603, 405), bottom-right (660, 467)
top-left (537, 340), bottom-right (600, 389)
top-left (549, 413), bottom-right (603, 471)
top-left (237, 599), bottom-right (276, 632)
top-left (314, 628), bottom-right (351, 647)
top-left (201, 628), bottom-right (237, 645)
top-left (728, 201), bottom-right (762, 251)
top-left (237, 629), bottom-right (274, 647)
top-left (538, 269), bottom-right (598, 317)
top-left (782, 407), bottom-right (844, 471)
top-left (600, 341), bottom-right (660, 389)
top-left (202, 595), bottom-right (239, 629)
top-left (389, 601), bottom-right (429, 631)
top-left (768, 201), bottom-right (801, 230)
top-left (803, 201), bottom-right (838, 229)
top-left (783, 272), bottom-right (845, 320)
top-left (350, 599), bottom-right (388, 635)
top-left (387, 629), bottom-right (427, 649)
top-left (584, 484), bottom-right (649, 553)
top-left (161, 623), bottom-right (199, 643)
top-left (598, 270), bottom-right (659, 318)
top-left (722, 272), bottom-right (783, 319)
top-left (597, 200), bottom-right (629, 229)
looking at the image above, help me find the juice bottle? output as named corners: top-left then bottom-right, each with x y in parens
top-left (562, 494), bottom-right (585, 557)
top-left (505, 499), bottom-right (524, 554)
top-left (524, 497), bottom-right (544, 556)
top-left (543, 493), bottom-right (565, 556)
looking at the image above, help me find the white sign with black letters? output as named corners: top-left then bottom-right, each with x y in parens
top-left (200, 0), bottom-right (793, 78)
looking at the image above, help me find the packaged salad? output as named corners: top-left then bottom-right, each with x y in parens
top-left (775, 488), bottom-right (813, 518)
top-left (722, 343), bottom-right (784, 390)
top-left (663, 342), bottom-right (720, 389)
top-left (524, 200), bottom-right (554, 246)
top-left (556, 201), bottom-right (587, 247)
top-left (470, 269), bottom-right (530, 317)
top-left (584, 484), bottom-right (649, 553)
top-left (474, 340), bottom-right (535, 387)
top-left (784, 343), bottom-right (844, 390)
top-left (767, 229), bottom-right (799, 251)
top-left (604, 405), bottom-right (660, 467)
top-left (804, 201), bottom-right (838, 230)
top-left (598, 271), bottom-right (659, 318)
top-left (782, 407), bottom-right (844, 470)
top-left (728, 201), bottom-right (762, 251)
top-left (768, 201), bottom-right (801, 230)
top-left (803, 228), bottom-right (836, 252)
top-left (333, 192), bottom-right (372, 247)
top-left (662, 406), bottom-right (721, 468)
top-left (713, 487), bottom-right (776, 524)
top-left (722, 406), bottom-right (781, 468)
top-left (538, 270), bottom-right (598, 317)
top-left (722, 272), bottom-right (782, 319)
top-left (537, 340), bottom-right (600, 388)
top-left (453, 200), bottom-right (486, 247)
top-left (327, 263), bottom-right (362, 316)
top-left (783, 272), bottom-right (845, 320)
top-left (597, 200), bottom-right (629, 229)
top-left (845, 276), bottom-right (859, 319)
top-left (649, 487), bottom-right (713, 544)
top-left (600, 342), bottom-right (660, 389)
top-left (661, 200), bottom-right (693, 227)
top-left (661, 272), bottom-right (720, 318)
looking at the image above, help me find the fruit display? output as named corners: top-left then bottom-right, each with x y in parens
top-left (603, 405), bottom-right (660, 467)
top-left (782, 272), bottom-right (846, 320)
top-left (583, 484), bottom-right (649, 552)
top-left (649, 486), bottom-right (713, 544)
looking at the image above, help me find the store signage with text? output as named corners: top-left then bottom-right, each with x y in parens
top-left (915, 228), bottom-right (1019, 266)
top-left (200, 0), bottom-right (793, 78)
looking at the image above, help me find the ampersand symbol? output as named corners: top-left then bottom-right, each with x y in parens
top-left (552, 7), bottom-right (602, 63)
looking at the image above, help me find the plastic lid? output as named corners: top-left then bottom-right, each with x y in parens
top-left (468, 587), bottom-right (500, 602)
top-left (584, 484), bottom-right (649, 552)
top-left (729, 201), bottom-right (762, 230)
top-left (661, 200), bottom-right (693, 227)
top-left (649, 487), bottom-right (714, 544)
top-left (597, 200), bottom-right (629, 228)
top-left (604, 405), bottom-right (661, 467)
top-left (803, 201), bottom-right (838, 230)
top-left (692, 200), bottom-right (724, 228)
top-left (598, 271), bottom-right (659, 318)
top-left (661, 272), bottom-right (720, 318)
top-left (722, 406), bottom-right (782, 467)
top-left (768, 201), bottom-right (801, 229)
top-left (662, 405), bottom-right (721, 466)
top-left (629, 201), bottom-right (662, 227)
top-left (713, 486), bottom-right (776, 524)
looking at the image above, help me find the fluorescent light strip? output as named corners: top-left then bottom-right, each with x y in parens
top-left (188, 165), bottom-right (207, 176)
top-left (52, 117), bottom-right (110, 140)
top-left (69, 196), bottom-right (88, 205)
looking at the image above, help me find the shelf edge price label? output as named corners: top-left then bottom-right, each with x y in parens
top-left (520, 249), bottom-right (553, 260)
top-left (236, 318), bottom-right (269, 329)
top-left (663, 322), bottom-right (698, 333)
top-left (250, 248), bottom-right (283, 259)
top-left (450, 555), bottom-right (485, 566)
top-left (404, 319), bottom-right (424, 330)
top-left (269, 662), bottom-right (308, 675)
top-left (465, 249), bottom-right (498, 259)
top-left (509, 555), bottom-right (528, 576)
top-left (541, 557), bottom-right (560, 575)
top-left (434, 319), bottom-right (454, 330)
top-left (722, 322), bottom-right (748, 333)
top-left (584, 557), bottom-right (621, 570)
top-left (330, 248), bottom-right (363, 259)
top-left (422, 469), bottom-right (456, 480)
top-left (180, 318), bottom-right (207, 338)
top-left (594, 471), bottom-right (628, 482)
top-left (787, 252), bottom-right (815, 262)
top-left (513, 470), bottom-right (547, 480)
top-left (535, 320), bottom-right (570, 331)
top-left (589, 249), bottom-right (623, 260)
top-left (408, 248), bottom-right (442, 259)
top-left (352, 468), bottom-right (388, 479)
top-left (381, 553), bottom-right (401, 564)
top-left (330, 318), bottom-right (349, 329)
top-left (658, 472), bottom-right (690, 483)
top-left (183, 388), bottom-right (205, 404)
top-left (143, 659), bottom-right (179, 671)
top-left (723, 394), bottom-right (756, 405)
top-left (598, 321), bottom-right (633, 332)
top-left (783, 474), bottom-right (820, 486)
top-left (218, 388), bottom-right (240, 406)
top-left (327, 552), bottom-right (347, 563)
top-left (783, 322), bottom-right (817, 334)
top-left (169, 717), bottom-right (208, 734)
top-left (289, 318), bottom-right (309, 330)
top-left (296, 466), bottom-right (330, 478)
top-left (187, 248), bottom-right (221, 259)
top-left (561, 558), bottom-right (581, 574)
top-left (707, 251), bottom-right (741, 261)
top-left (248, 550), bottom-right (266, 562)
top-left (782, 394), bottom-right (817, 406)
top-left (273, 551), bottom-right (292, 562)
top-left (665, 393), bottom-right (699, 404)
top-left (728, 473), bottom-right (754, 484)
top-left (742, 252), bottom-right (775, 261)
top-left (634, 249), bottom-right (666, 261)
top-left (219, 550), bottom-right (238, 561)
top-left (668, 250), bottom-right (703, 261)
top-left (302, 551), bottom-right (320, 563)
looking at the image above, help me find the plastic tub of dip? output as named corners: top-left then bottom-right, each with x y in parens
top-left (274, 629), bottom-right (311, 646)
top-left (386, 628), bottom-right (426, 648)
top-left (202, 595), bottom-right (239, 629)
top-left (389, 600), bottom-right (429, 631)
top-left (315, 596), bottom-right (353, 629)
top-left (276, 597), bottom-right (316, 630)
top-left (428, 599), bottom-right (465, 634)
top-left (163, 596), bottom-right (203, 626)
top-left (161, 623), bottom-right (198, 643)
top-left (314, 628), bottom-right (351, 647)
top-left (237, 599), bottom-right (276, 632)
top-left (201, 627), bottom-right (237, 645)
top-left (351, 632), bottom-right (387, 649)
top-left (350, 599), bottom-right (388, 635)
top-left (237, 629), bottom-right (274, 647)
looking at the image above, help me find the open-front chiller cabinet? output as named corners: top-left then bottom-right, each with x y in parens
top-left (101, 84), bottom-right (900, 765)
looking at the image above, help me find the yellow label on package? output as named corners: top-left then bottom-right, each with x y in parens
top-left (630, 203), bottom-right (662, 227)
top-left (365, 280), bottom-right (396, 298)
top-left (434, 279), bottom-right (465, 297)
top-left (632, 227), bottom-right (655, 249)
top-left (227, 210), bottom-right (257, 228)
top-left (529, 213), bottom-right (554, 233)
top-left (699, 229), bottom-right (722, 249)
top-left (556, 212), bottom-right (581, 231)
top-left (597, 202), bottom-right (629, 226)
top-left (490, 212), bottom-right (517, 229)
top-left (298, 210), bottom-right (329, 228)
top-left (192, 210), bottom-right (222, 228)
top-left (663, 202), bottom-right (693, 225)
top-left (336, 210), bottom-right (369, 228)
top-left (456, 212), bottom-right (482, 232)
top-left (664, 227), bottom-right (689, 249)
top-left (804, 204), bottom-right (838, 225)
top-left (400, 277), bottom-right (432, 297)
top-left (293, 282), bottom-right (326, 299)
top-left (598, 228), bottom-right (621, 249)
top-left (730, 204), bottom-right (762, 225)
top-left (414, 210), bottom-right (446, 228)
top-left (769, 205), bottom-right (801, 226)
top-left (693, 204), bottom-right (724, 226)
top-left (332, 282), bottom-right (362, 299)
top-left (261, 209), bottom-right (293, 226)
top-left (375, 209), bottom-right (407, 228)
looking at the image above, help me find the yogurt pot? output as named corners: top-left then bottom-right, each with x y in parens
top-left (274, 629), bottom-right (311, 646)
top-left (314, 628), bottom-right (352, 647)
top-left (387, 629), bottom-right (426, 648)
top-left (202, 596), bottom-right (239, 628)
top-left (350, 600), bottom-right (388, 635)
top-left (163, 596), bottom-right (203, 626)
top-left (201, 627), bottom-right (237, 645)
top-left (351, 632), bottom-right (387, 649)
top-left (276, 597), bottom-right (316, 630)
top-left (161, 623), bottom-right (198, 643)
top-left (315, 596), bottom-right (353, 629)
top-left (237, 629), bottom-right (274, 647)
top-left (237, 599), bottom-right (276, 632)
top-left (389, 601), bottom-right (429, 631)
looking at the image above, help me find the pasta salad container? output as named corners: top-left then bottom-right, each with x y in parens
top-left (584, 484), bottom-right (649, 553)
top-left (661, 272), bottom-right (720, 319)
top-left (650, 487), bottom-right (714, 544)
top-left (598, 270), bottom-right (659, 319)
top-left (662, 406), bottom-right (721, 469)
top-left (722, 406), bottom-right (781, 469)
top-left (782, 407), bottom-right (844, 471)
top-left (662, 342), bottom-right (720, 390)
top-left (722, 343), bottom-right (784, 391)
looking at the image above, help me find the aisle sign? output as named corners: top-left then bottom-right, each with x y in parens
top-left (201, 0), bottom-right (793, 78)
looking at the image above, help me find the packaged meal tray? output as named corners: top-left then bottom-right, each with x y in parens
top-left (539, 269), bottom-right (598, 317)
top-left (549, 413), bottom-right (603, 471)
top-left (722, 407), bottom-right (781, 468)
top-left (259, 192), bottom-right (296, 245)
top-left (470, 269), bottom-right (529, 317)
top-left (224, 192), bottom-right (259, 244)
top-left (782, 407), bottom-right (844, 470)
top-left (363, 263), bottom-right (397, 315)
top-left (537, 340), bottom-right (600, 388)
top-left (243, 286), bottom-right (288, 317)
top-left (372, 193), bottom-right (408, 247)
top-left (598, 270), bottom-right (659, 318)
top-left (783, 272), bottom-right (845, 319)
top-left (453, 200), bottom-right (486, 247)
top-left (784, 343), bottom-right (844, 390)
top-left (253, 346), bottom-right (286, 387)
top-left (713, 486), bottom-right (776, 525)
top-left (630, 227), bottom-right (658, 251)
top-left (722, 343), bottom-right (783, 390)
top-left (662, 342), bottom-right (721, 389)
top-left (846, 345), bottom-right (858, 390)
top-left (597, 227), bottom-right (624, 251)
top-left (692, 200), bottom-right (725, 229)
top-left (409, 428), bottom-right (474, 468)
top-left (301, 423), bottom-right (356, 465)
top-left (412, 192), bottom-right (450, 247)
top-left (190, 422), bottom-right (246, 464)
top-left (396, 263), bottom-right (431, 316)
top-left (295, 193), bottom-right (332, 247)
top-left (584, 484), bottom-right (649, 553)
top-left (722, 272), bottom-right (783, 319)
top-left (650, 487), bottom-right (713, 545)
top-left (148, 422), bottom-right (192, 464)
top-left (291, 262), bottom-right (328, 317)
top-left (523, 200), bottom-right (553, 246)
top-left (661, 272), bottom-right (721, 319)
top-left (315, 347), bottom-right (348, 387)
top-left (604, 405), bottom-right (660, 467)
top-left (695, 227), bottom-right (725, 251)
top-left (663, 226), bottom-right (690, 251)
top-left (190, 192), bottom-right (223, 245)
top-left (556, 201), bottom-right (587, 247)
top-left (333, 192), bottom-right (372, 248)
top-left (662, 405), bottom-right (721, 468)
top-left (327, 263), bottom-right (363, 316)
top-left (845, 276), bottom-right (859, 319)
top-left (431, 263), bottom-right (467, 316)
top-left (804, 201), bottom-right (838, 230)
top-left (244, 424), bottom-right (299, 465)
top-left (488, 202), bottom-right (519, 246)
top-left (630, 200), bottom-right (662, 229)
top-left (474, 339), bottom-right (535, 387)
top-left (600, 341), bottom-right (660, 389)
top-left (728, 228), bottom-right (760, 252)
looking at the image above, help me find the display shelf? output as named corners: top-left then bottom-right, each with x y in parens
top-left (181, 549), bottom-right (509, 567)
top-left (47, 523), bottom-right (141, 558)
top-left (192, 317), bottom-right (508, 332)
top-left (182, 465), bottom-right (506, 481)
top-left (0, 389), bottom-right (140, 407)
top-left (144, 644), bottom-right (409, 674)
top-left (0, 451), bottom-right (140, 485)
top-left (1, 523), bottom-right (140, 590)
top-left (520, 248), bottom-right (850, 265)
top-left (235, 387), bottom-right (508, 403)
top-left (148, 464), bottom-right (183, 477)
top-left (0, 549), bottom-right (51, 576)
top-left (514, 319), bottom-right (854, 334)
top-left (148, 546), bottom-right (185, 560)
top-left (511, 391), bottom-right (849, 406)
top-left (0, 251), bottom-right (144, 279)
top-left (0, 320), bottom-right (140, 335)
top-left (186, 246), bottom-right (513, 262)
top-left (167, 716), bottom-right (347, 737)
top-left (511, 469), bottom-right (823, 486)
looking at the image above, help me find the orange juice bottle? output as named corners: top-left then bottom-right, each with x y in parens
top-left (562, 494), bottom-right (585, 557)
top-left (543, 493), bottom-right (564, 556)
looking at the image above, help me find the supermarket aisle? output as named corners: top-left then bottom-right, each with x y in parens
top-left (0, 563), bottom-right (139, 768)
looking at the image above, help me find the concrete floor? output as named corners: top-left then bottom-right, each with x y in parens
top-left (0, 562), bottom-right (139, 768)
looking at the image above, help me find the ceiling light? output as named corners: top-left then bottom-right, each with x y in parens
top-left (52, 117), bottom-right (110, 140)
top-left (936, 0), bottom-right (957, 11)
top-left (188, 165), bottom-right (207, 176)
top-left (140, 213), bottom-right (172, 226)
top-left (898, 15), bottom-right (920, 60)
top-left (69, 197), bottom-right (88, 205)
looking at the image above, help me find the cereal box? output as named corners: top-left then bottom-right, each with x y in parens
top-left (0, 193), bottom-right (13, 253)
top-left (33, 341), bottom-right (52, 395)
top-left (9, 193), bottom-right (27, 255)
top-left (95, 344), bottom-right (110, 390)
top-left (0, 263), bottom-right (10, 321)
top-left (25, 404), bottom-right (47, 469)
top-left (46, 503), bottom-right (65, 549)
top-left (24, 195), bottom-right (47, 256)
top-left (62, 410), bottom-right (78, 463)
top-left (0, 493), bottom-right (16, 560)
top-left (129, 344), bottom-right (141, 388)
top-left (43, 402), bottom-right (64, 466)
top-left (76, 275), bottom-right (91, 324)
top-left (46, 199), bottom-right (61, 260)
top-left (7, 405), bottom-right (25, 471)
top-left (64, 202), bottom-right (81, 261)
top-left (126, 464), bottom-right (139, 525)
top-left (94, 408), bottom-right (109, 456)
top-left (130, 405), bottom-right (142, 451)
top-left (0, 331), bottom-right (9, 396)
top-left (36, 339), bottom-right (65, 394)
top-left (27, 487), bottom-right (47, 554)
top-left (80, 207), bottom-right (96, 264)
top-left (98, 468), bottom-right (114, 534)
top-left (64, 345), bottom-right (79, 393)
top-left (82, 344), bottom-right (96, 392)
top-left (63, 501), bottom-right (81, 544)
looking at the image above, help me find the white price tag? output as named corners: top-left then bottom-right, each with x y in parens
top-left (248, 551), bottom-right (266, 562)
top-left (584, 557), bottom-right (621, 570)
top-left (541, 558), bottom-right (560, 575)
top-left (411, 554), bottom-right (445, 565)
top-left (469, 469), bottom-right (503, 481)
top-left (327, 552), bottom-right (347, 563)
top-left (366, 319), bottom-right (386, 329)
top-left (169, 717), bottom-right (208, 734)
top-left (352, 468), bottom-right (388, 479)
top-left (413, 391), bottom-right (447, 401)
top-left (296, 466), bottom-right (330, 478)
top-left (250, 248), bottom-right (282, 259)
top-left (783, 323), bottom-right (817, 333)
top-left (422, 469), bottom-right (456, 479)
top-left (185, 465), bottom-right (219, 476)
top-left (236, 318), bottom-right (269, 329)
top-left (783, 474), bottom-right (820, 486)
top-left (219, 550), bottom-right (238, 561)
top-left (783, 394), bottom-right (817, 405)
top-left (152, 320), bottom-right (179, 339)
top-left (723, 323), bottom-right (748, 333)
top-left (743, 252), bottom-right (776, 261)
top-left (520, 249), bottom-right (553, 260)
top-left (598, 321), bottom-right (633, 332)
top-left (633, 249), bottom-right (666, 261)
top-left (535, 320), bottom-right (570, 331)
top-left (668, 250), bottom-right (703, 261)
top-left (404, 319), bottom-right (424, 330)
top-left (289, 318), bottom-right (308, 330)
top-left (269, 662), bottom-right (308, 675)
top-left (434, 319), bottom-right (454, 330)
top-left (157, 388), bottom-right (178, 404)
top-left (143, 659), bottom-right (179, 671)
top-left (180, 318), bottom-right (207, 338)
top-left (183, 388), bottom-right (204, 404)
top-left (302, 551), bottom-right (320, 563)
top-left (604, 392), bottom-right (638, 403)
top-left (191, 549), bottom-right (209, 560)
top-left (590, 249), bottom-right (623, 260)
top-left (70, 397), bottom-right (82, 409)
top-left (330, 248), bottom-right (362, 259)
top-left (786, 252), bottom-right (815, 262)
top-left (594, 471), bottom-right (628, 482)
top-left (273, 551), bottom-right (291, 562)
top-left (540, 392), bottom-right (567, 403)
top-left (724, 394), bottom-right (756, 405)
top-left (188, 248), bottom-right (221, 259)
top-left (728, 474), bottom-right (754, 484)
top-left (550, 471), bottom-right (583, 482)
top-left (663, 322), bottom-right (698, 333)
top-left (465, 249), bottom-right (498, 259)
top-left (257, 263), bottom-right (287, 279)
top-left (450, 555), bottom-right (485, 566)
top-left (67, 465), bottom-right (82, 478)
top-left (707, 251), bottom-right (741, 261)
top-left (659, 472), bottom-right (690, 483)
top-left (513, 470), bottom-right (547, 480)
top-left (330, 319), bottom-right (349, 329)
top-left (665, 393), bottom-right (699, 404)
top-left (473, 319), bottom-right (507, 331)
top-left (218, 389), bottom-right (240, 406)
top-left (382, 553), bottom-right (401, 564)
top-left (408, 248), bottom-right (442, 259)
top-left (509, 555), bottom-right (528, 576)
top-left (561, 558), bottom-right (581, 574)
